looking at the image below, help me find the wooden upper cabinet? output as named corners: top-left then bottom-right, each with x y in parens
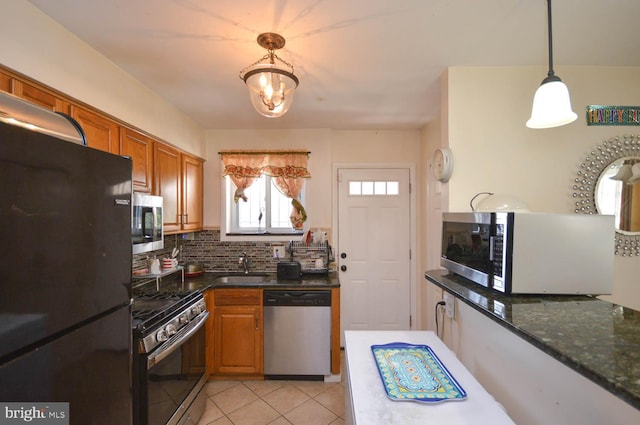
top-left (122, 127), bottom-right (154, 193)
top-left (154, 142), bottom-right (182, 232)
top-left (0, 67), bottom-right (203, 215)
top-left (0, 72), bottom-right (12, 93)
top-left (155, 143), bottom-right (204, 234)
top-left (182, 154), bottom-right (204, 231)
top-left (71, 105), bottom-right (120, 154)
top-left (12, 80), bottom-right (69, 114)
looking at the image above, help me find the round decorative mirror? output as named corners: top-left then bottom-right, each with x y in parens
top-left (572, 134), bottom-right (640, 256)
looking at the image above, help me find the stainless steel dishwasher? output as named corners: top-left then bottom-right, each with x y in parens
top-left (263, 290), bottom-right (331, 379)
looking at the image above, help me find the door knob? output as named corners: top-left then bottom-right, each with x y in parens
top-left (340, 265), bottom-right (347, 272)
top-left (341, 252), bottom-right (347, 259)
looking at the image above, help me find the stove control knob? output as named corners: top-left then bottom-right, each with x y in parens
top-left (156, 329), bottom-right (168, 342)
top-left (166, 324), bottom-right (177, 336)
top-left (179, 314), bottom-right (189, 324)
top-left (191, 306), bottom-right (201, 316)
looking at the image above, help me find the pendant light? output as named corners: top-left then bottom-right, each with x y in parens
top-left (526, 0), bottom-right (577, 129)
top-left (239, 33), bottom-right (299, 118)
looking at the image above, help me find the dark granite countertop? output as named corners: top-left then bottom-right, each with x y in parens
top-left (134, 270), bottom-right (340, 295)
top-left (425, 269), bottom-right (640, 410)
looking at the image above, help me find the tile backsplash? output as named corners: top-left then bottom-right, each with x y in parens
top-left (133, 229), bottom-right (333, 274)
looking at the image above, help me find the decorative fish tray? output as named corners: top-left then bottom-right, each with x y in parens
top-left (371, 342), bottom-right (467, 403)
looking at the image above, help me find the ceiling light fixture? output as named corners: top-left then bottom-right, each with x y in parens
top-left (526, 0), bottom-right (577, 129)
top-left (239, 32), bottom-right (299, 118)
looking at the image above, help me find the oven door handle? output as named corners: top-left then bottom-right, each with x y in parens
top-left (147, 311), bottom-right (209, 369)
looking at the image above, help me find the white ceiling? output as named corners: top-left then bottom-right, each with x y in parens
top-left (28, 0), bottom-right (640, 130)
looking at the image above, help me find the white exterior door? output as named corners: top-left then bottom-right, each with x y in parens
top-left (337, 168), bottom-right (411, 337)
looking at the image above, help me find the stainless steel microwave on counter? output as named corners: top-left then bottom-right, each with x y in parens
top-left (132, 193), bottom-right (163, 254)
top-left (441, 212), bottom-right (614, 294)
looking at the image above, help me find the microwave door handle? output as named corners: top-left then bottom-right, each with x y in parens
top-left (489, 236), bottom-right (495, 261)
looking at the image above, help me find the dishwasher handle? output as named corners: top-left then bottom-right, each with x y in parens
top-left (263, 290), bottom-right (331, 306)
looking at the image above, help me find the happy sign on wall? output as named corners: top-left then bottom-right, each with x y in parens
top-left (586, 105), bottom-right (640, 126)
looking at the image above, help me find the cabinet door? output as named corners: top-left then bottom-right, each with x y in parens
top-left (121, 127), bottom-right (154, 193)
top-left (182, 154), bottom-right (203, 231)
top-left (154, 142), bottom-right (182, 232)
top-left (213, 305), bottom-right (263, 375)
top-left (12, 80), bottom-right (69, 113)
top-left (0, 72), bottom-right (12, 93)
top-left (71, 106), bottom-right (120, 154)
top-left (203, 290), bottom-right (215, 377)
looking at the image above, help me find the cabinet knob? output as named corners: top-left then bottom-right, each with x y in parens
top-left (341, 252), bottom-right (347, 259)
top-left (340, 265), bottom-right (347, 272)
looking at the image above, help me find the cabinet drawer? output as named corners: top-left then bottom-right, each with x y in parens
top-left (214, 289), bottom-right (261, 306)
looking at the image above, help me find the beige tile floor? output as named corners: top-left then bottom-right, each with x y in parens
top-left (198, 352), bottom-right (346, 425)
top-left (197, 378), bottom-right (345, 425)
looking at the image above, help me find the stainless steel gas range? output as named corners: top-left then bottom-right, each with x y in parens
top-left (132, 291), bottom-right (208, 425)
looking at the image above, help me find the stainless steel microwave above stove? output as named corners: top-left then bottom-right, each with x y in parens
top-left (440, 212), bottom-right (614, 294)
top-left (132, 193), bottom-right (163, 254)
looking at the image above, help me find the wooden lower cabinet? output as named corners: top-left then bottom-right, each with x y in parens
top-left (212, 289), bottom-right (263, 378)
top-left (180, 323), bottom-right (207, 376)
top-left (206, 286), bottom-right (340, 380)
top-left (204, 289), bottom-right (215, 378)
top-left (331, 287), bottom-right (341, 375)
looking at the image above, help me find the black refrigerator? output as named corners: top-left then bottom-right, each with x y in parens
top-left (0, 93), bottom-right (133, 425)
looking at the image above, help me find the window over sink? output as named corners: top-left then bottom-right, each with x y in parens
top-left (219, 150), bottom-right (310, 241)
top-left (225, 174), bottom-right (305, 235)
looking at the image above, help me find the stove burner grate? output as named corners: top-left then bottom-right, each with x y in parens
top-left (132, 291), bottom-right (202, 332)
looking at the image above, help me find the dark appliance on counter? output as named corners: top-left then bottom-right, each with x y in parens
top-left (0, 92), bottom-right (133, 424)
top-left (277, 261), bottom-right (302, 279)
top-left (132, 291), bottom-right (208, 425)
top-left (441, 212), bottom-right (614, 294)
top-left (132, 192), bottom-right (164, 254)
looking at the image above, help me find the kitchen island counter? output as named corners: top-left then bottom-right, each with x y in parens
top-left (425, 269), bottom-right (640, 412)
top-left (344, 330), bottom-right (515, 425)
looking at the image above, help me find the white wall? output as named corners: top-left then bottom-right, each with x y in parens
top-left (429, 66), bottom-right (640, 310)
top-left (203, 128), bottom-right (421, 231)
top-left (0, 1), bottom-right (204, 156)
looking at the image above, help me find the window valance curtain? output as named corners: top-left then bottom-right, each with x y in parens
top-left (220, 150), bottom-right (311, 229)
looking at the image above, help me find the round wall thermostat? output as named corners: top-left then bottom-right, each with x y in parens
top-left (432, 147), bottom-right (453, 182)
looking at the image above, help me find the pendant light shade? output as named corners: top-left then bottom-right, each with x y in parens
top-left (526, 0), bottom-right (577, 129)
top-left (526, 76), bottom-right (577, 128)
top-left (239, 33), bottom-right (299, 118)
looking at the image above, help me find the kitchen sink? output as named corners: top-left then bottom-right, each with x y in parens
top-left (214, 274), bottom-right (271, 285)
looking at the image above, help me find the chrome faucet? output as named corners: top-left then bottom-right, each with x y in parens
top-left (240, 251), bottom-right (250, 274)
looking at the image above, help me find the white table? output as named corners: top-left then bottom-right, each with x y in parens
top-left (344, 331), bottom-right (515, 425)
